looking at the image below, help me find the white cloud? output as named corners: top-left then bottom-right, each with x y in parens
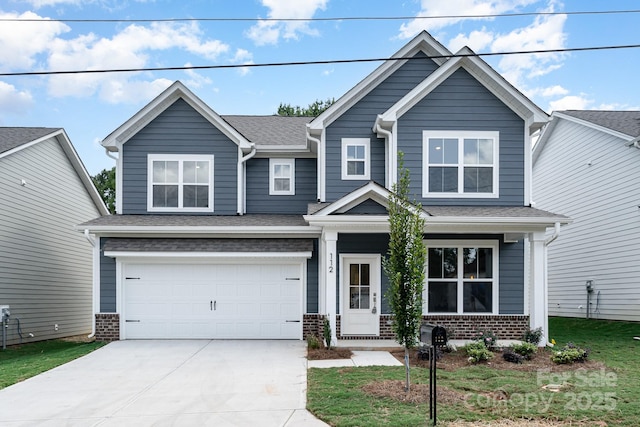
top-left (449, 28), bottom-right (495, 52)
top-left (231, 48), bottom-right (254, 76)
top-left (548, 95), bottom-right (592, 111)
top-left (23, 0), bottom-right (85, 7)
top-left (0, 81), bottom-right (34, 117)
top-left (540, 85), bottom-right (569, 97)
top-left (246, 0), bottom-right (328, 45)
top-left (397, 0), bottom-right (537, 39)
top-left (322, 68), bottom-right (334, 76)
top-left (0, 11), bottom-right (70, 71)
top-left (98, 78), bottom-right (173, 104)
top-left (183, 65), bottom-right (212, 88)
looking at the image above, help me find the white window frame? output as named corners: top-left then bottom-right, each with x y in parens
top-left (269, 158), bottom-right (295, 196)
top-left (424, 240), bottom-right (499, 315)
top-left (422, 131), bottom-right (499, 198)
top-left (147, 154), bottom-right (214, 213)
top-left (341, 138), bottom-right (370, 180)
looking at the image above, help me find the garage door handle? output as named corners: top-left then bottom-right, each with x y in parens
top-left (286, 320), bottom-right (300, 323)
top-left (125, 320), bottom-right (140, 323)
top-left (211, 300), bottom-right (216, 311)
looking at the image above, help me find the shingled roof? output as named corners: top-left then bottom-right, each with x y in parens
top-left (221, 115), bottom-right (312, 146)
top-left (102, 238), bottom-right (313, 253)
top-left (561, 110), bottom-right (640, 138)
top-left (0, 127), bottom-right (61, 155)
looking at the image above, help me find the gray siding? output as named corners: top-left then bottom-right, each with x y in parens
top-left (306, 239), bottom-right (319, 313)
top-left (498, 240), bottom-right (524, 314)
top-left (246, 158), bottom-right (317, 214)
top-left (398, 68), bottom-right (525, 206)
top-left (325, 53), bottom-right (440, 200)
top-left (343, 199), bottom-right (388, 215)
top-left (0, 137), bottom-right (100, 345)
top-left (99, 238), bottom-right (116, 313)
top-left (122, 98), bottom-right (238, 215)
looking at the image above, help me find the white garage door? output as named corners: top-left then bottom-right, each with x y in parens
top-left (122, 262), bottom-right (303, 339)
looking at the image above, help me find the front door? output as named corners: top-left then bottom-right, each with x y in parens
top-left (341, 255), bottom-right (380, 336)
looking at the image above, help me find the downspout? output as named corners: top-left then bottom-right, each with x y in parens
top-left (237, 145), bottom-right (256, 215)
top-left (374, 117), bottom-right (393, 188)
top-left (104, 148), bottom-right (118, 161)
top-left (307, 132), bottom-right (322, 202)
top-left (543, 221), bottom-right (561, 346)
top-left (626, 136), bottom-right (640, 149)
top-left (84, 230), bottom-right (97, 339)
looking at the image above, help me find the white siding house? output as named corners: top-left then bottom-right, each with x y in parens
top-left (533, 111), bottom-right (640, 322)
top-left (0, 128), bottom-right (109, 345)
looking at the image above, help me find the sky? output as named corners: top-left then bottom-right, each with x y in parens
top-left (1, 0), bottom-right (639, 175)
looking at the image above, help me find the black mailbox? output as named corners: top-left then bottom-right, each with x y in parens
top-left (420, 323), bottom-right (447, 347)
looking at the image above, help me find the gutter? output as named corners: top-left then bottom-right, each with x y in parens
top-left (237, 145), bottom-right (257, 214)
top-left (84, 230), bottom-right (97, 339)
top-left (104, 147), bottom-right (118, 161)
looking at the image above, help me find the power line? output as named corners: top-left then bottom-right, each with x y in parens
top-left (1, 43), bottom-right (638, 78)
top-left (2, 9), bottom-right (640, 23)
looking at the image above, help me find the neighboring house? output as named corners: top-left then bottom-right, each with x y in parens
top-left (533, 110), bottom-right (640, 322)
top-left (80, 31), bottom-right (568, 345)
top-left (0, 128), bottom-right (109, 346)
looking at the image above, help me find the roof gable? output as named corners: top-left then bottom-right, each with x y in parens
top-left (0, 127), bottom-right (61, 155)
top-left (102, 81), bottom-right (252, 152)
top-left (307, 31), bottom-right (451, 133)
top-left (376, 47), bottom-right (548, 133)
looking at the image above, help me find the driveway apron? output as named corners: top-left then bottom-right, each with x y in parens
top-left (0, 340), bottom-right (327, 427)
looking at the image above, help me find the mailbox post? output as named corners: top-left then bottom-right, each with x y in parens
top-left (420, 323), bottom-right (447, 425)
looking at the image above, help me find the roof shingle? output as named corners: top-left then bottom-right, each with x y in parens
top-left (561, 110), bottom-right (640, 138)
top-left (0, 127), bottom-right (61, 155)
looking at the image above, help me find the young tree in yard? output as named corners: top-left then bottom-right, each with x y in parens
top-left (92, 166), bottom-right (116, 214)
top-left (383, 153), bottom-right (426, 392)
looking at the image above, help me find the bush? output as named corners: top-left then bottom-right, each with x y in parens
top-left (464, 341), bottom-right (494, 363)
top-left (307, 335), bottom-right (321, 350)
top-left (523, 327), bottom-right (543, 345)
top-left (323, 318), bottom-right (332, 350)
top-left (551, 342), bottom-right (590, 364)
top-left (475, 329), bottom-right (499, 351)
top-left (511, 342), bottom-right (538, 360)
top-left (503, 348), bottom-right (524, 364)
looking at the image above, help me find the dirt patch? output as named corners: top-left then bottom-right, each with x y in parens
top-left (446, 420), bottom-right (607, 427)
top-left (391, 348), bottom-right (605, 372)
top-left (307, 347), bottom-right (353, 360)
top-left (362, 379), bottom-right (466, 405)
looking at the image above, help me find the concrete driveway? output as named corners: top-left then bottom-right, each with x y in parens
top-left (0, 340), bottom-right (328, 427)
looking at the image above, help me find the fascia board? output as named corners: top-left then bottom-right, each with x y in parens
top-left (78, 225), bottom-right (323, 236)
top-left (105, 251), bottom-right (313, 259)
top-left (311, 182), bottom-right (391, 216)
top-left (309, 31), bottom-right (452, 131)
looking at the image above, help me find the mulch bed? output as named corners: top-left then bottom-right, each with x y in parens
top-left (307, 347), bottom-right (353, 360)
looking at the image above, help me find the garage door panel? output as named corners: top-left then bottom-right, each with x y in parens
top-left (123, 262), bottom-right (302, 339)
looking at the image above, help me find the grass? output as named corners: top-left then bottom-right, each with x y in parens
top-left (0, 339), bottom-right (105, 389)
top-left (308, 317), bottom-right (640, 426)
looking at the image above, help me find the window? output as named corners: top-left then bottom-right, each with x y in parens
top-left (269, 159), bottom-right (295, 195)
top-left (426, 240), bottom-right (498, 314)
top-left (147, 154), bottom-right (214, 212)
top-left (341, 138), bottom-right (370, 180)
top-left (422, 131), bottom-right (499, 197)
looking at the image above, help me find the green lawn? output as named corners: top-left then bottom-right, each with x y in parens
top-left (0, 339), bottom-right (105, 389)
top-left (308, 317), bottom-right (640, 426)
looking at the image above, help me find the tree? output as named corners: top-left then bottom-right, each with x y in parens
top-left (92, 166), bottom-right (116, 214)
top-left (276, 98), bottom-right (335, 117)
top-left (383, 153), bottom-right (427, 392)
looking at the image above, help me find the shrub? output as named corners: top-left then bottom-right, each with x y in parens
top-left (551, 342), bottom-right (590, 364)
top-left (307, 335), bottom-right (321, 350)
top-left (464, 341), bottom-right (494, 363)
top-left (503, 348), bottom-right (524, 364)
top-left (523, 327), bottom-right (543, 345)
top-left (511, 342), bottom-right (538, 360)
top-left (475, 329), bottom-right (499, 351)
top-left (323, 318), bottom-right (332, 350)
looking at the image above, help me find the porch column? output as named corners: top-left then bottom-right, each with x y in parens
top-left (322, 230), bottom-right (338, 346)
top-left (529, 231), bottom-right (548, 346)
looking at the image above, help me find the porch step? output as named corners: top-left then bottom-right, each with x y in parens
top-left (334, 339), bottom-right (403, 351)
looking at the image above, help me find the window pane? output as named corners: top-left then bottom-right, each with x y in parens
top-left (428, 248), bottom-right (442, 278)
top-left (152, 185), bottom-right (178, 207)
top-left (478, 248), bottom-right (492, 278)
top-left (196, 161), bottom-right (209, 183)
top-left (274, 164), bottom-right (290, 179)
top-left (463, 248), bottom-right (478, 278)
top-left (347, 160), bottom-right (365, 176)
top-left (464, 282), bottom-right (492, 312)
top-left (478, 139), bottom-right (493, 164)
top-left (428, 248), bottom-right (457, 278)
top-left (361, 264), bottom-right (370, 286)
top-left (153, 161), bottom-right (178, 183)
top-left (464, 248), bottom-right (493, 278)
top-left (443, 138), bottom-right (458, 164)
top-left (429, 167), bottom-right (458, 192)
top-left (274, 178), bottom-right (290, 192)
top-left (429, 138), bottom-right (443, 164)
top-left (463, 167), bottom-right (493, 193)
top-left (183, 185), bottom-right (209, 208)
top-left (428, 281), bottom-right (457, 312)
top-left (153, 161), bottom-right (165, 182)
top-left (360, 287), bottom-right (370, 309)
top-left (355, 145), bottom-right (365, 159)
top-left (183, 161), bottom-right (196, 183)
top-left (463, 138), bottom-right (478, 164)
top-left (350, 287), bottom-right (360, 309)
top-left (349, 264), bottom-right (359, 286)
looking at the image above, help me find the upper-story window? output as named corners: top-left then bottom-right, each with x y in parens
top-left (422, 131), bottom-right (499, 198)
top-left (269, 158), bottom-right (295, 195)
top-left (147, 154), bottom-right (214, 212)
top-left (341, 138), bottom-right (370, 180)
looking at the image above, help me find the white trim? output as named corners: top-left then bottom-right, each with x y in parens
top-left (341, 138), bottom-right (370, 180)
top-left (115, 259), bottom-right (124, 340)
top-left (105, 251), bottom-right (312, 259)
top-left (524, 116), bottom-right (533, 205)
top-left (424, 239), bottom-right (499, 315)
top-left (269, 158), bottom-right (296, 195)
top-left (147, 154), bottom-right (214, 213)
top-left (422, 130), bottom-right (499, 198)
top-left (115, 143), bottom-right (124, 214)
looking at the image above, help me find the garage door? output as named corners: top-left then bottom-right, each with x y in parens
top-left (122, 262), bottom-right (303, 339)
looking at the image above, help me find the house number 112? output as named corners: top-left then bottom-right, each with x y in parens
top-left (329, 253), bottom-right (334, 273)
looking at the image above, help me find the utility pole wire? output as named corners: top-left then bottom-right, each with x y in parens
top-left (1, 9), bottom-right (640, 23)
top-left (1, 44), bottom-right (638, 78)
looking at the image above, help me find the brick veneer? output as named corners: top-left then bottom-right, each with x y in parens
top-left (330, 314), bottom-right (530, 340)
top-left (95, 313), bottom-right (119, 341)
top-left (303, 314), bottom-right (325, 339)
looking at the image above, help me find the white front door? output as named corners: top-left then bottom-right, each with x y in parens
top-left (341, 255), bottom-right (380, 336)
